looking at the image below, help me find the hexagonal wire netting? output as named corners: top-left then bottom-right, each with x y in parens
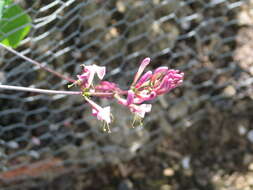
top-left (0, 0), bottom-right (253, 189)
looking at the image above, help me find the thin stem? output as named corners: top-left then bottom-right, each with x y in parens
top-left (89, 92), bottom-right (114, 97)
top-left (89, 91), bottom-right (128, 97)
top-left (0, 84), bottom-right (81, 95)
top-left (83, 96), bottom-right (100, 111)
top-left (0, 43), bottom-right (75, 83)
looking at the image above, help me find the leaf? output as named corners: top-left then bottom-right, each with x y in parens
top-left (4, 0), bottom-right (13, 5)
top-left (0, 2), bottom-right (31, 48)
top-left (0, 1), bottom-right (4, 19)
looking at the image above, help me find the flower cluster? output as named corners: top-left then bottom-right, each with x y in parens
top-left (70, 57), bottom-right (184, 132)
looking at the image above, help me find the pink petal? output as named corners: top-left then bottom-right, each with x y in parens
top-left (95, 65), bottom-right (106, 80)
top-left (130, 104), bottom-right (152, 118)
top-left (134, 91), bottom-right (157, 104)
top-left (117, 97), bottom-right (128, 106)
top-left (141, 57), bottom-right (151, 67)
top-left (95, 81), bottom-right (118, 91)
top-left (126, 90), bottom-right (135, 105)
top-left (132, 57), bottom-right (151, 85)
top-left (97, 106), bottom-right (111, 124)
top-left (85, 97), bottom-right (101, 111)
top-left (82, 65), bottom-right (106, 87)
top-left (87, 71), bottom-right (95, 88)
top-left (92, 108), bottom-right (98, 117)
top-left (135, 71), bottom-right (152, 89)
top-left (81, 65), bottom-right (96, 88)
top-left (77, 73), bottom-right (89, 80)
top-left (154, 75), bottom-right (169, 90)
top-left (86, 97), bottom-right (111, 124)
top-left (154, 66), bottom-right (168, 74)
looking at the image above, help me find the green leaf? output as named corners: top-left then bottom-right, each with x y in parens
top-left (0, 1), bottom-right (4, 19)
top-left (0, 2), bottom-right (31, 48)
top-left (4, 0), bottom-right (13, 5)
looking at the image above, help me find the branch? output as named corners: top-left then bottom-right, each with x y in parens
top-left (0, 43), bottom-right (75, 83)
top-left (0, 84), bottom-right (81, 95)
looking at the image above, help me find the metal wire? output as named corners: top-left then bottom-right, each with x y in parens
top-left (0, 0), bottom-right (252, 189)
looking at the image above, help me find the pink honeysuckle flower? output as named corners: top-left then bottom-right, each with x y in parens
top-left (154, 66), bottom-right (169, 74)
top-left (115, 90), bottom-right (152, 118)
top-left (132, 57), bottom-right (151, 86)
top-left (77, 64), bottom-right (106, 88)
top-left (92, 106), bottom-right (111, 124)
top-left (116, 90), bottom-right (135, 106)
top-left (126, 90), bottom-right (135, 105)
top-left (134, 91), bottom-right (157, 104)
top-left (84, 97), bottom-right (111, 126)
top-left (151, 67), bottom-right (170, 85)
top-left (132, 64), bottom-right (184, 103)
top-left (129, 103), bottom-right (152, 118)
top-left (115, 94), bottom-right (127, 106)
top-left (135, 71), bottom-right (152, 89)
top-left (95, 81), bottom-right (122, 94)
top-left (77, 73), bottom-right (89, 87)
top-left (154, 70), bottom-right (184, 95)
top-left (85, 65), bottom-right (106, 80)
top-left (116, 58), bottom-right (184, 106)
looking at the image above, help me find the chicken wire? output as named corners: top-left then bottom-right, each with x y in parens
top-left (0, 0), bottom-right (253, 189)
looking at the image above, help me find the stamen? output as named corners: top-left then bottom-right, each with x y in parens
top-left (102, 122), bottom-right (107, 132)
top-left (106, 123), bottom-right (111, 133)
top-left (131, 115), bottom-right (143, 128)
top-left (68, 80), bottom-right (81, 88)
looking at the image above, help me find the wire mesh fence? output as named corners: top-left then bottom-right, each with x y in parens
top-left (0, 0), bottom-right (253, 189)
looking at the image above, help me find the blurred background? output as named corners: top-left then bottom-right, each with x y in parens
top-left (0, 0), bottom-right (253, 189)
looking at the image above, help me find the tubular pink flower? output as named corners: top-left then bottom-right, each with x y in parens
top-left (78, 57), bottom-right (183, 127)
top-left (116, 96), bottom-right (127, 106)
top-left (86, 65), bottom-right (106, 88)
top-left (151, 67), bottom-right (168, 83)
top-left (83, 65), bottom-right (106, 79)
top-left (77, 65), bottom-right (106, 88)
top-left (92, 106), bottom-right (111, 124)
top-left (131, 60), bottom-right (184, 104)
top-left (84, 97), bottom-right (111, 124)
top-left (114, 90), bottom-right (152, 118)
top-left (134, 91), bottom-right (157, 104)
top-left (135, 71), bottom-right (152, 89)
top-left (154, 66), bottom-right (168, 74)
top-left (132, 57), bottom-right (151, 86)
top-left (154, 71), bottom-right (184, 95)
top-left (154, 74), bottom-right (170, 90)
top-left (95, 81), bottom-right (121, 93)
top-left (115, 90), bottom-right (135, 106)
top-left (126, 90), bottom-right (135, 105)
top-left (129, 104), bottom-right (152, 118)
top-left (127, 58), bottom-right (183, 105)
top-left (77, 73), bottom-right (88, 87)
